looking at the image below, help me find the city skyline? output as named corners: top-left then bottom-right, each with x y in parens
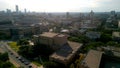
top-left (0, 0), bottom-right (120, 12)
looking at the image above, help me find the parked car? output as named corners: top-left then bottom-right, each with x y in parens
top-left (10, 52), bottom-right (13, 55)
top-left (18, 57), bottom-right (22, 60)
top-left (24, 62), bottom-right (30, 65)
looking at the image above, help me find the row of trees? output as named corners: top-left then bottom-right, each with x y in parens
top-left (0, 32), bottom-right (11, 40)
top-left (0, 52), bottom-right (15, 68)
top-left (68, 29), bottom-right (120, 53)
top-left (17, 39), bottom-right (54, 59)
top-left (43, 61), bottom-right (66, 68)
top-left (18, 42), bottom-right (54, 60)
top-left (68, 31), bottom-right (113, 44)
top-left (68, 35), bottom-right (91, 45)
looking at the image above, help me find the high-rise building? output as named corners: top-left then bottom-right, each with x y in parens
top-left (66, 12), bottom-right (70, 19)
top-left (111, 11), bottom-right (116, 15)
top-left (6, 9), bottom-right (11, 13)
top-left (16, 5), bottom-right (19, 13)
top-left (89, 10), bottom-right (94, 23)
top-left (89, 10), bottom-right (94, 18)
top-left (24, 8), bottom-right (27, 13)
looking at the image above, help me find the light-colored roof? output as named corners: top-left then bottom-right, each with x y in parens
top-left (57, 34), bottom-right (65, 37)
top-left (61, 29), bottom-right (69, 33)
top-left (50, 41), bottom-right (82, 64)
top-left (40, 32), bottom-right (58, 38)
top-left (112, 32), bottom-right (120, 37)
top-left (84, 50), bottom-right (103, 68)
top-left (118, 21), bottom-right (120, 27)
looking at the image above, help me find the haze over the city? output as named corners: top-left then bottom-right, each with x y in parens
top-left (0, 0), bottom-right (120, 12)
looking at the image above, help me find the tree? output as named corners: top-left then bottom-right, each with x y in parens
top-left (102, 30), bottom-right (112, 34)
top-left (2, 61), bottom-right (15, 68)
top-left (99, 33), bottom-right (112, 43)
top-left (0, 53), bottom-right (15, 68)
top-left (0, 32), bottom-right (11, 40)
top-left (70, 63), bottom-right (75, 68)
top-left (68, 36), bottom-right (80, 42)
top-left (68, 36), bottom-right (90, 44)
top-left (17, 38), bottom-right (29, 45)
top-left (33, 44), bottom-right (54, 56)
top-left (18, 46), bottom-right (34, 59)
top-left (78, 36), bottom-right (90, 44)
top-left (0, 52), bottom-right (9, 61)
top-left (83, 42), bottom-right (104, 52)
top-left (43, 61), bottom-right (59, 68)
top-left (107, 41), bottom-right (117, 46)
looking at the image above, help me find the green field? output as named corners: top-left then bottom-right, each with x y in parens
top-left (7, 42), bottom-right (20, 52)
top-left (32, 61), bottom-right (41, 66)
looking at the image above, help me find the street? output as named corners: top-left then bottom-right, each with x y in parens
top-left (0, 41), bottom-right (39, 68)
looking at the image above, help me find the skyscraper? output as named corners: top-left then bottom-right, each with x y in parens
top-left (111, 11), bottom-right (115, 15)
top-left (16, 5), bottom-right (19, 13)
top-left (66, 12), bottom-right (70, 19)
top-left (24, 8), bottom-right (27, 13)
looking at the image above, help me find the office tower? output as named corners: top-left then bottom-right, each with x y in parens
top-left (111, 11), bottom-right (115, 15)
top-left (89, 10), bottom-right (94, 18)
top-left (16, 5), bottom-right (19, 13)
top-left (6, 9), bottom-right (11, 13)
top-left (66, 12), bottom-right (70, 19)
top-left (24, 8), bottom-right (27, 13)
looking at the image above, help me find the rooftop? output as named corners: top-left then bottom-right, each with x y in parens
top-left (86, 31), bottom-right (101, 36)
top-left (57, 34), bottom-right (65, 37)
top-left (50, 41), bottom-right (82, 64)
top-left (40, 32), bottom-right (58, 38)
top-left (112, 32), bottom-right (120, 37)
top-left (118, 20), bottom-right (120, 27)
top-left (83, 50), bottom-right (103, 68)
top-left (40, 32), bottom-right (67, 38)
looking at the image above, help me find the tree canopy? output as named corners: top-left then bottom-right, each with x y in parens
top-left (0, 52), bottom-right (15, 68)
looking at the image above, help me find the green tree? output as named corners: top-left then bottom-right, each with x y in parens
top-left (17, 39), bottom-right (29, 45)
top-left (107, 41), bottom-right (117, 46)
top-left (33, 44), bottom-right (54, 56)
top-left (68, 36), bottom-right (90, 44)
top-left (68, 36), bottom-right (80, 42)
top-left (0, 52), bottom-right (9, 61)
top-left (70, 63), bottom-right (75, 68)
top-left (83, 42), bottom-right (104, 52)
top-left (2, 61), bottom-right (15, 68)
top-left (18, 46), bottom-right (34, 59)
top-left (0, 53), bottom-right (15, 68)
top-left (78, 36), bottom-right (90, 44)
top-left (99, 33), bottom-right (112, 43)
top-left (43, 61), bottom-right (59, 68)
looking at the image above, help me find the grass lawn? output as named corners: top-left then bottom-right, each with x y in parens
top-left (32, 56), bottom-right (49, 67)
top-left (7, 42), bottom-right (20, 52)
top-left (32, 61), bottom-right (42, 66)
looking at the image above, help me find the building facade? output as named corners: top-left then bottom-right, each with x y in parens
top-left (33, 32), bottom-right (68, 50)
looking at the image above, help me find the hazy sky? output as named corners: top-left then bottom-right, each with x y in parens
top-left (0, 0), bottom-right (119, 12)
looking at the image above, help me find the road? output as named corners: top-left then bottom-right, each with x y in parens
top-left (0, 41), bottom-right (39, 68)
top-left (0, 41), bottom-right (27, 68)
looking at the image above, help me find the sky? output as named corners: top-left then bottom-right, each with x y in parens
top-left (0, 0), bottom-right (120, 12)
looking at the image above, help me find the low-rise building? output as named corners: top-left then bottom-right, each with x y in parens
top-left (80, 20), bottom-right (101, 29)
top-left (33, 32), bottom-right (82, 65)
top-left (81, 50), bottom-right (103, 68)
top-left (112, 32), bottom-right (120, 42)
top-left (105, 11), bottom-right (118, 30)
top-left (50, 41), bottom-right (82, 65)
top-left (33, 32), bottom-right (68, 50)
top-left (118, 20), bottom-right (120, 28)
